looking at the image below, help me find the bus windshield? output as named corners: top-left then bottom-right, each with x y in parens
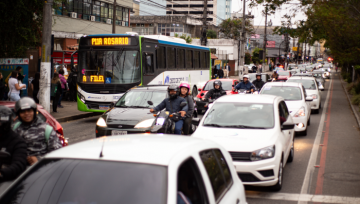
top-left (78, 50), bottom-right (141, 84)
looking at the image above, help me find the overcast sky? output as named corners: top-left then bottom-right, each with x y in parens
top-left (231, 1), bottom-right (308, 27)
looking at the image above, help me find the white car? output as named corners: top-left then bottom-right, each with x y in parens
top-left (319, 68), bottom-right (330, 79)
top-left (192, 94), bottom-right (295, 191)
top-left (0, 135), bottom-right (247, 204)
top-left (260, 82), bottom-right (313, 136)
top-left (287, 76), bottom-right (322, 113)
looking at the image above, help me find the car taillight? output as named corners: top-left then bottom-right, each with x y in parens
top-left (56, 132), bottom-right (68, 146)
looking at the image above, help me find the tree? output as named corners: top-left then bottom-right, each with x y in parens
top-left (207, 30), bottom-right (217, 39)
top-left (245, 53), bottom-right (251, 64)
top-left (174, 33), bottom-right (192, 44)
top-left (252, 48), bottom-right (263, 64)
top-left (219, 18), bottom-right (254, 41)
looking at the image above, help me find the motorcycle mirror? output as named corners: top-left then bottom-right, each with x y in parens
top-left (147, 101), bottom-right (154, 106)
top-left (180, 102), bottom-right (187, 108)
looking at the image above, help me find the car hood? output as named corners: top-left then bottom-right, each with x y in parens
top-left (192, 127), bottom-right (278, 152)
top-left (278, 76), bottom-right (289, 79)
top-left (106, 108), bottom-right (154, 127)
top-left (305, 89), bottom-right (318, 96)
top-left (285, 100), bottom-right (303, 115)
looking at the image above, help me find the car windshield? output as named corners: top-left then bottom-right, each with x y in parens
top-left (203, 102), bottom-right (274, 129)
top-left (278, 71), bottom-right (290, 76)
top-left (0, 159), bottom-right (167, 204)
top-left (204, 81), bottom-right (233, 91)
top-left (261, 86), bottom-right (302, 101)
top-left (287, 79), bottom-right (317, 90)
top-left (78, 50), bottom-right (141, 84)
top-left (116, 90), bottom-right (167, 108)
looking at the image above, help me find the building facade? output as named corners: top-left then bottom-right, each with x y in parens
top-left (132, 0), bottom-right (167, 16)
top-left (166, 0), bottom-right (231, 26)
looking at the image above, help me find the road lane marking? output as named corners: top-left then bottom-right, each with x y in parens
top-left (247, 191), bottom-right (360, 203)
top-left (315, 75), bottom-right (334, 195)
top-left (298, 77), bottom-right (333, 204)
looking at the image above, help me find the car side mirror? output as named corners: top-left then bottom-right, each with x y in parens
top-left (180, 102), bottom-right (187, 108)
top-left (192, 118), bottom-right (200, 126)
top-left (200, 93), bottom-right (205, 96)
top-left (147, 101), bottom-right (154, 106)
top-left (281, 121), bottom-right (295, 130)
top-left (110, 102), bottom-right (115, 109)
top-left (305, 97), bottom-right (313, 102)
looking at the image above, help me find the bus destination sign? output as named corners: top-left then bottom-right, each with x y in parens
top-left (91, 37), bottom-right (131, 46)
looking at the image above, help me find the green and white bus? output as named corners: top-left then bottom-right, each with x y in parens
top-left (75, 34), bottom-right (212, 112)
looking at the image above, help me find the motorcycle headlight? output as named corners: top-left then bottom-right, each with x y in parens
top-left (250, 145), bottom-right (275, 161)
top-left (294, 106), bottom-right (305, 117)
top-left (96, 117), bottom-right (107, 127)
top-left (312, 94), bottom-right (318, 99)
top-left (134, 119), bottom-right (155, 128)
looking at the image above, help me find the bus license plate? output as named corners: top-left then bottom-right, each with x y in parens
top-left (112, 130), bottom-right (127, 135)
top-left (99, 105), bottom-right (109, 110)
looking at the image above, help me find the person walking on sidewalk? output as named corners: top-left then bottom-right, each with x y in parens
top-left (218, 67), bottom-right (224, 78)
top-left (30, 72), bottom-right (40, 103)
top-left (67, 66), bottom-right (78, 102)
top-left (58, 69), bottom-right (67, 108)
top-left (8, 71), bottom-right (26, 102)
top-left (51, 73), bottom-right (62, 113)
top-left (0, 72), bottom-right (7, 100)
top-left (225, 63), bottom-right (231, 78)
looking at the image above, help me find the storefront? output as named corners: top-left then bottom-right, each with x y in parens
top-left (52, 51), bottom-right (78, 79)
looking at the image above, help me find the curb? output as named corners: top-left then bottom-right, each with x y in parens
top-left (339, 73), bottom-right (360, 128)
top-left (55, 112), bottom-right (103, 123)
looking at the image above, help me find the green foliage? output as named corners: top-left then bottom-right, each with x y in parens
top-left (207, 30), bottom-right (217, 39)
top-left (174, 33), bottom-right (179, 38)
top-left (219, 18), bottom-right (254, 41)
top-left (179, 34), bottom-right (192, 44)
top-left (351, 94), bottom-right (360, 106)
top-left (245, 53), bottom-right (251, 64)
top-left (252, 47), bottom-right (262, 64)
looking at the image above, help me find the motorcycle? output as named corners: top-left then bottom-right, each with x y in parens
top-left (147, 101), bottom-right (199, 135)
top-left (237, 89), bottom-right (252, 94)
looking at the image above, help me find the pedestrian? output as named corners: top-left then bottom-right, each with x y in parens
top-left (259, 64), bottom-right (262, 73)
top-left (218, 67), bottom-right (224, 78)
top-left (0, 72), bottom-right (7, 100)
top-left (51, 72), bottom-right (62, 113)
top-left (8, 71), bottom-right (26, 102)
top-left (67, 66), bottom-right (78, 102)
top-left (269, 62), bottom-right (272, 72)
top-left (213, 66), bottom-right (218, 79)
top-left (0, 105), bottom-right (28, 182)
top-left (58, 69), bottom-right (66, 108)
top-left (16, 66), bottom-right (25, 97)
top-left (30, 72), bottom-right (40, 103)
top-left (12, 97), bottom-right (62, 166)
top-left (225, 63), bottom-right (231, 78)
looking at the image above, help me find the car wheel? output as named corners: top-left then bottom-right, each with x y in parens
top-left (287, 139), bottom-right (294, 163)
top-left (299, 127), bottom-right (307, 136)
top-left (319, 102), bottom-right (322, 109)
top-left (271, 160), bottom-right (284, 191)
top-left (307, 117), bottom-right (310, 126)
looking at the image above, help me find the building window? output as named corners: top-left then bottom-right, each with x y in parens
top-left (116, 6), bottom-right (122, 25)
top-left (83, 0), bottom-right (92, 20)
top-left (167, 47), bottom-right (176, 69)
top-left (93, 1), bottom-right (100, 21)
top-left (74, 0), bottom-right (83, 18)
top-left (100, 2), bottom-right (109, 23)
top-left (109, 5), bottom-right (113, 20)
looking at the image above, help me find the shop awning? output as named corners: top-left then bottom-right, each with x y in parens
top-left (67, 44), bottom-right (79, 50)
top-left (211, 53), bottom-right (218, 59)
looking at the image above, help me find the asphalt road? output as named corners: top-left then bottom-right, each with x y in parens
top-left (61, 72), bottom-right (360, 204)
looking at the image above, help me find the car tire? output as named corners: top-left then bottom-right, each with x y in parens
top-left (307, 117), bottom-right (310, 126)
top-left (299, 127), bottom-right (307, 136)
top-left (287, 139), bottom-right (294, 163)
top-left (271, 160), bottom-right (284, 191)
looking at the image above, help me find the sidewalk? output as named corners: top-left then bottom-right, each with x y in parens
top-left (50, 101), bottom-right (102, 123)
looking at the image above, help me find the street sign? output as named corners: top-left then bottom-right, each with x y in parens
top-left (292, 47), bottom-right (298, 51)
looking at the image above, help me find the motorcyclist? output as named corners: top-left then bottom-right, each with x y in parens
top-left (203, 80), bottom-right (226, 101)
top-left (271, 71), bottom-right (279, 80)
top-left (178, 82), bottom-right (194, 135)
top-left (252, 73), bottom-right (265, 90)
top-left (150, 85), bottom-right (188, 135)
top-left (0, 106), bottom-right (27, 182)
top-left (13, 97), bottom-right (62, 165)
top-left (232, 75), bottom-right (255, 93)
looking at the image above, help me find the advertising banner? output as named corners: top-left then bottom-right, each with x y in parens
top-left (0, 58), bottom-right (29, 97)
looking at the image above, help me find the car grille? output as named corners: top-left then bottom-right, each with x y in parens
top-left (258, 169), bottom-right (274, 177)
top-left (107, 124), bottom-right (135, 129)
top-left (229, 152), bottom-right (252, 161)
top-left (85, 101), bottom-right (112, 110)
top-left (238, 173), bottom-right (260, 182)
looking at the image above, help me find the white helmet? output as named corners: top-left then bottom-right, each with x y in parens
top-left (243, 75), bottom-right (249, 79)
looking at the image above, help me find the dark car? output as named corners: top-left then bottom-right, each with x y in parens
top-left (0, 101), bottom-right (68, 146)
top-left (248, 73), bottom-right (271, 83)
top-left (95, 85), bottom-right (169, 137)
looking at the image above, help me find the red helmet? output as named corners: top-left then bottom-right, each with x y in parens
top-left (179, 82), bottom-right (190, 94)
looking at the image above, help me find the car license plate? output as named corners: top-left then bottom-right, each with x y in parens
top-left (112, 130), bottom-right (127, 135)
top-left (99, 105), bottom-right (109, 110)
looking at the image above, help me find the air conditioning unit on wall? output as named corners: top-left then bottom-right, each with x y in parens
top-left (90, 16), bottom-right (95, 21)
top-left (106, 19), bottom-right (112, 24)
top-left (70, 12), bottom-right (77, 18)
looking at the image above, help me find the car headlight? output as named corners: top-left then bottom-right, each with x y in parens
top-left (134, 119), bottom-right (155, 128)
top-left (294, 106), bottom-right (305, 117)
top-left (96, 117), bottom-right (107, 127)
top-left (311, 94), bottom-right (318, 99)
top-left (251, 145), bottom-right (275, 161)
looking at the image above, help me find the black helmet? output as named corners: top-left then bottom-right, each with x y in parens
top-left (168, 84), bottom-right (179, 99)
top-left (0, 106), bottom-right (13, 133)
top-left (15, 97), bottom-right (37, 122)
top-left (213, 80), bottom-right (222, 89)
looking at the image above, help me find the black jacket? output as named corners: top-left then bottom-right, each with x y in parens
top-left (218, 69), bottom-right (224, 78)
top-left (204, 88), bottom-right (227, 100)
top-left (0, 130), bottom-right (27, 182)
top-left (0, 79), bottom-right (5, 99)
top-left (182, 95), bottom-right (194, 118)
top-left (252, 79), bottom-right (265, 90)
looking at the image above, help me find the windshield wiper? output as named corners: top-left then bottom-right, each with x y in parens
top-left (116, 105), bottom-right (148, 108)
top-left (203, 123), bottom-right (224, 128)
top-left (223, 125), bottom-right (267, 129)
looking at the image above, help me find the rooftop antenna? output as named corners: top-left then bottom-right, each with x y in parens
top-left (99, 138), bottom-right (105, 158)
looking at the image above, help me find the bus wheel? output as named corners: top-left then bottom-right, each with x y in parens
top-left (192, 87), bottom-right (198, 98)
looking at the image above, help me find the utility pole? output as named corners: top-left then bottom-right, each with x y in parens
top-left (239, 0), bottom-right (246, 73)
top-left (304, 40), bottom-right (307, 63)
top-left (201, 0), bottom-right (208, 46)
top-left (39, 0), bottom-right (53, 113)
top-left (262, 5), bottom-right (268, 73)
top-left (296, 38), bottom-right (300, 66)
top-left (112, 0), bottom-right (116, 33)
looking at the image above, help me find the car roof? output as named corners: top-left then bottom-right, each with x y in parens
top-left (132, 85), bottom-right (169, 91)
top-left (289, 76), bottom-right (316, 80)
top-left (264, 82), bottom-right (302, 87)
top-left (248, 73), bottom-right (268, 75)
top-left (0, 101), bottom-right (44, 109)
top-left (46, 135), bottom-right (219, 166)
top-left (208, 78), bottom-right (236, 82)
top-left (216, 94), bottom-right (279, 104)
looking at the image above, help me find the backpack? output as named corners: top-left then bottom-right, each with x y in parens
top-left (13, 121), bottom-right (53, 143)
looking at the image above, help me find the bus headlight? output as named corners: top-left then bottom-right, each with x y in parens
top-left (78, 92), bottom-right (85, 103)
